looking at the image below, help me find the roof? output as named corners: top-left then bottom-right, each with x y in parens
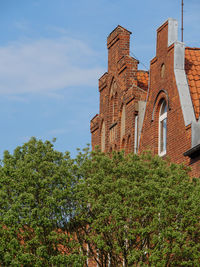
top-left (137, 70), bottom-right (149, 91)
top-left (107, 25), bottom-right (132, 38)
top-left (185, 47), bottom-right (200, 120)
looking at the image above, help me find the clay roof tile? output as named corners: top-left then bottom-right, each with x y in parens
top-left (185, 47), bottom-right (200, 119)
top-left (196, 80), bottom-right (200, 88)
top-left (137, 70), bottom-right (149, 91)
top-left (190, 80), bottom-right (195, 87)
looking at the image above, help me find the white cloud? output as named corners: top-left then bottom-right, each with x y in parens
top-left (0, 37), bottom-right (104, 95)
top-left (4, 95), bottom-right (28, 102)
top-left (48, 26), bottom-right (69, 35)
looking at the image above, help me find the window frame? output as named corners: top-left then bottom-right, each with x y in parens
top-left (158, 100), bottom-right (167, 156)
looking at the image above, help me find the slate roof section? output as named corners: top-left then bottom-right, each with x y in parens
top-left (185, 47), bottom-right (200, 120)
top-left (137, 70), bottom-right (149, 91)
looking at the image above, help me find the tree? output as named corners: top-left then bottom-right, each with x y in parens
top-left (1, 140), bottom-right (200, 266)
top-left (0, 137), bottom-right (84, 266)
top-left (74, 149), bottom-right (200, 266)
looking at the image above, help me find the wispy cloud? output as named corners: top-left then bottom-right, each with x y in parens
top-left (4, 95), bottom-right (29, 102)
top-left (0, 36), bottom-right (104, 96)
top-left (48, 26), bottom-right (69, 35)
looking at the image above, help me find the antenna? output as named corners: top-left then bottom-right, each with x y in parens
top-left (181, 0), bottom-right (184, 42)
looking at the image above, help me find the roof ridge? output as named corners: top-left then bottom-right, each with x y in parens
top-left (138, 70), bottom-right (149, 73)
top-left (186, 47), bottom-right (200, 50)
top-left (107, 25), bottom-right (132, 38)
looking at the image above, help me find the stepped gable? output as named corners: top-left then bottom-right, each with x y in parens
top-left (185, 47), bottom-right (200, 120)
top-left (137, 70), bottom-right (149, 91)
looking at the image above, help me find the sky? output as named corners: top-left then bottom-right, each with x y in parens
top-left (0, 0), bottom-right (200, 158)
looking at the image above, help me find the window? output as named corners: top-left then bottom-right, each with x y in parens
top-left (110, 80), bottom-right (118, 123)
top-left (161, 63), bottom-right (165, 78)
top-left (158, 100), bottom-right (167, 156)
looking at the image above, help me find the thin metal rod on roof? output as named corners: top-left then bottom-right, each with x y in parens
top-left (130, 51), bottom-right (148, 70)
top-left (181, 0), bottom-right (184, 42)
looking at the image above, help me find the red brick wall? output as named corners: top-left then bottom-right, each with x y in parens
top-left (90, 25), bottom-right (147, 154)
top-left (89, 20), bottom-right (200, 267)
top-left (91, 21), bottom-right (199, 177)
top-left (139, 20), bottom-right (199, 177)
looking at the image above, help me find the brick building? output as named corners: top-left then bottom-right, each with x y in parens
top-left (90, 18), bottom-right (200, 177)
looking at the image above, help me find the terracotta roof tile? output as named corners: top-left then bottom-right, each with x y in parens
top-left (188, 74), bottom-right (193, 80)
top-left (196, 80), bottom-right (200, 87)
top-left (137, 70), bottom-right (149, 91)
top-left (193, 92), bottom-right (198, 100)
top-left (192, 69), bottom-right (196, 75)
top-left (185, 47), bottom-right (200, 119)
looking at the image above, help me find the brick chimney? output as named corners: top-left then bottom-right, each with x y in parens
top-left (107, 25), bottom-right (132, 72)
top-left (156, 18), bottom-right (178, 57)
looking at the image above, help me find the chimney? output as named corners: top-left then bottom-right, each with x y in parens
top-left (107, 25), bottom-right (132, 72)
top-left (156, 18), bottom-right (178, 57)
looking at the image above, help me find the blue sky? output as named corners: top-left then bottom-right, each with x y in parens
top-left (0, 0), bottom-right (200, 157)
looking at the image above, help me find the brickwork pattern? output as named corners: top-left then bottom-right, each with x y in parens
top-left (139, 21), bottom-right (199, 177)
top-left (91, 20), bottom-right (200, 180)
top-left (90, 25), bottom-right (148, 154)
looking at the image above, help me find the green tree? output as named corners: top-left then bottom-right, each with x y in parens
top-left (1, 140), bottom-right (200, 267)
top-left (75, 149), bottom-right (200, 266)
top-left (0, 138), bottom-right (84, 266)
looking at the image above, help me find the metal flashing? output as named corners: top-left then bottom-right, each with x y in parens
top-left (168, 18), bottom-right (178, 47)
top-left (174, 42), bottom-right (196, 126)
top-left (184, 143), bottom-right (200, 158)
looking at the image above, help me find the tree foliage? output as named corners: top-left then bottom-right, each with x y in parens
top-left (0, 137), bottom-right (84, 266)
top-left (0, 139), bottom-right (200, 266)
top-left (75, 149), bottom-right (200, 266)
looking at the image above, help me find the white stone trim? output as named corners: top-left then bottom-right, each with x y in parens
top-left (192, 121), bottom-right (200, 147)
top-left (134, 114), bottom-right (138, 154)
top-left (138, 100), bottom-right (146, 149)
top-left (174, 42), bottom-right (196, 126)
top-left (168, 18), bottom-right (178, 47)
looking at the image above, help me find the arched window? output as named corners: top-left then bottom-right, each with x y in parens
top-left (101, 121), bottom-right (106, 152)
top-left (158, 100), bottom-right (167, 156)
top-left (110, 92), bottom-right (118, 123)
top-left (110, 80), bottom-right (117, 123)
